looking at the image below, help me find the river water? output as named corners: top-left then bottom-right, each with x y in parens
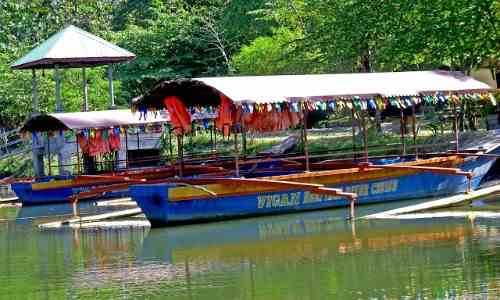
top-left (0, 199), bottom-right (499, 299)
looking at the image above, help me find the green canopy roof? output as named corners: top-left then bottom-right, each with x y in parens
top-left (11, 25), bottom-right (135, 69)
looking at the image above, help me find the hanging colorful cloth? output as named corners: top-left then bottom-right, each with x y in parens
top-left (76, 132), bottom-right (89, 154)
top-left (215, 94), bottom-right (235, 137)
top-left (163, 96), bottom-right (192, 135)
top-left (109, 129), bottom-right (121, 151)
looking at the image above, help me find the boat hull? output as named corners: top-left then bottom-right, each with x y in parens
top-left (131, 155), bottom-right (496, 227)
top-left (10, 165), bottom-right (216, 206)
top-left (11, 180), bottom-right (129, 206)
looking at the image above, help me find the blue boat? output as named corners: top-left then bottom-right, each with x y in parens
top-left (130, 149), bottom-right (500, 227)
top-left (10, 175), bottom-right (130, 206)
top-left (127, 72), bottom-right (498, 227)
top-left (10, 165), bottom-right (224, 206)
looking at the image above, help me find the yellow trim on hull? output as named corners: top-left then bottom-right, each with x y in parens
top-left (168, 156), bottom-right (464, 201)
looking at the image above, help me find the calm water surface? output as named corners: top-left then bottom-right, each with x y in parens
top-left (0, 200), bottom-right (499, 299)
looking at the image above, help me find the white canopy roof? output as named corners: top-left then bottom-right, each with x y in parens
top-left (47, 109), bottom-right (214, 130)
top-left (195, 70), bottom-right (491, 104)
top-left (49, 110), bottom-right (167, 130)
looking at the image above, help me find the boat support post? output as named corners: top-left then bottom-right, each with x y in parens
top-left (301, 101), bottom-right (310, 172)
top-left (124, 127), bottom-right (129, 169)
top-left (177, 130), bottom-right (184, 177)
top-left (453, 103), bottom-right (459, 152)
top-left (231, 124), bottom-right (240, 177)
top-left (361, 111), bottom-right (369, 162)
top-left (351, 101), bottom-right (357, 160)
top-left (212, 119), bottom-right (218, 159)
top-left (411, 102), bottom-right (418, 159)
top-left (400, 108), bottom-right (406, 156)
top-left (241, 118), bottom-right (247, 160)
top-left (47, 133), bottom-right (52, 176)
top-left (76, 134), bottom-right (80, 175)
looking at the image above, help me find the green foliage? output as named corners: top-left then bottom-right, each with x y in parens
top-left (232, 28), bottom-right (324, 75)
top-left (0, 153), bottom-right (33, 177)
top-left (0, 0), bottom-right (498, 130)
top-left (239, 0), bottom-right (500, 73)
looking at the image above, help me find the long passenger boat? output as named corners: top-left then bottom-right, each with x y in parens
top-left (127, 71), bottom-right (499, 226)
top-left (131, 153), bottom-right (498, 226)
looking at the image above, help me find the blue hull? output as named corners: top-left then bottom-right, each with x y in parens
top-left (11, 179), bottom-right (129, 206)
top-left (131, 155), bottom-right (497, 227)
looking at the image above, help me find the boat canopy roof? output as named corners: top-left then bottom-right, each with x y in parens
top-left (132, 70), bottom-right (491, 110)
top-left (12, 25), bottom-right (135, 70)
top-left (21, 109), bottom-right (214, 133)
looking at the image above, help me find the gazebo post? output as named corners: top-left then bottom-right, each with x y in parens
top-left (31, 69), bottom-right (39, 114)
top-left (82, 67), bottom-right (88, 111)
top-left (55, 65), bottom-right (62, 112)
top-left (107, 65), bottom-right (116, 109)
top-left (54, 65), bottom-right (67, 174)
top-left (31, 69), bottom-right (45, 176)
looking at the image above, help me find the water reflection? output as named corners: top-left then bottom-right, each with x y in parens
top-left (129, 212), bottom-right (499, 299)
top-left (1, 198), bottom-right (499, 299)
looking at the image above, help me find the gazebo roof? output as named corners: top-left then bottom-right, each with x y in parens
top-left (11, 25), bottom-right (135, 70)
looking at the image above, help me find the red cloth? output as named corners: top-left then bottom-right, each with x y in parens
top-left (163, 96), bottom-right (192, 135)
top-left (109, 131), bottom-right (121, 151)
top-left (216, 94), bottom-right (234, 137)
top-left (77, 134), bottom-right (89, 154)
